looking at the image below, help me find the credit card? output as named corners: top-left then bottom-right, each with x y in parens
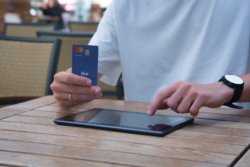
top-left (72, 44), bottom-right (98, 86)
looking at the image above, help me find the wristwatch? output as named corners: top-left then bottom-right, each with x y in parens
top-left (219, 75), bottom-right (244, 109)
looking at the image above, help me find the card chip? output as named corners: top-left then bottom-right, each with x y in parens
top-left (85, 50), bottom-right (90, 56)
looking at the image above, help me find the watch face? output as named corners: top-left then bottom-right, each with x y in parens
top-left (225, 75), bottom-right (244, 84)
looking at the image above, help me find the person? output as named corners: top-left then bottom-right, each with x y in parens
top-left (51, 0), bottom-right (250, 116)
top-left (40, 0), bottom-right (64, 29)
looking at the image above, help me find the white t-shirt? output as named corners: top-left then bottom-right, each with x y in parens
top-left (89, 0), bottom-right (250, 109)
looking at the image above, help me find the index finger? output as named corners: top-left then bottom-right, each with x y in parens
top-left (148, 85), bottom-right (177, 116)
top-left (54, 72), bottom-right (92, 86)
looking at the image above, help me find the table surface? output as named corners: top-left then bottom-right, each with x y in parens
top-left (0, 96), bottom-right (250, 167)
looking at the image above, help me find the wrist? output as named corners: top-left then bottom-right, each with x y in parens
top-left (218, 81), bottom-right (234, 103)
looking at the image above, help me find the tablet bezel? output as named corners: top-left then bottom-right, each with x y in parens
top-left (54, 108), bottom-right (194, 136)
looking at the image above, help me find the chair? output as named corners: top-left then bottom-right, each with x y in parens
top-left (37, 30), bottom-right (122, 99)
top-left (69, 22), bottom-right (98, 32)
top-left (3, 23), bottom-right (56, 37)
top-left (37, 30), bottom-right (94, 72)
top-left (0, 36), bottom-right (61, 105)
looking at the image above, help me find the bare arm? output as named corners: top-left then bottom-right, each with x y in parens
top-left (149, 73), bottom-right (250, 116)
top-left (239, 73), bottom-right (250, 102)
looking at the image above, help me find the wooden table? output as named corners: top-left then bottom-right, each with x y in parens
top-left (0, 96), bottom-right (249, 167)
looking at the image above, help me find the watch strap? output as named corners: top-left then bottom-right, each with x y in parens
top-left (219, 76), bottom-right (244, 109)
top-left (223, 102), bottom-right (243, 109)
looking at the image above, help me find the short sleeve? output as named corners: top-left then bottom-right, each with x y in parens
top-left (89, 1), bottom-right (121, 86)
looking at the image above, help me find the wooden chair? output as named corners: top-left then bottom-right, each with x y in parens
top-left (3, 23), bottom-right (56, 37)
top-left (37, 30), bottom-right (123, 100)
top-left (69, 22), bottom-right (98, 32)
top-left (37, 30), bottom-right (94, 73)
top-left (0, 36), bottom-right (61, 105)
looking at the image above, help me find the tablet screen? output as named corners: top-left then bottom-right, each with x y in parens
top-left (58, 108), bottom-right (189, 131)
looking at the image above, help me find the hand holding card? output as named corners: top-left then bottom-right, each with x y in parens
top-left (50, 44), bottom-right (101, 108)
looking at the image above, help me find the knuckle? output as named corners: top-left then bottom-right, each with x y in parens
top-left (167, 100), bottom-right (176, 109)
top-left (65, 74), bottom-right (72, 84)
top-left (177, 107), bottom-right (186, 113)
top-left (157, 91), bottom-right (165, 99)
top-left (71, 85), bottom-right (77, 93)
top-left (198, 92), bottom-right (207, 99)
top-left (78, 78), bottom-right (83, 85)
top-left (54, 73), bottom-right (60, 80)
top-left (182, 82), bottom-right (192, 89)
top-left (50, 83), bottom-right (55, 90)
top-left (175, 80), bottom-right (183, 85)
top-left (50, 82), bottom-right (58, 91)
top-left (53, 93), bottom-right (61, 100)
top-left (189, 90), bottom-right (198, 97)
top-left (54, 72), bottom-right (64, 81)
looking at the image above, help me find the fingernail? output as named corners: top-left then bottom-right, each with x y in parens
top-left (95, 88), bottom-right (99, 94)
top-left (86, 80), bottom-right (91, 86)
top-left (147, 110), bottom-right (152, 115)
top-left (96, 95), bottom-right (100, 99)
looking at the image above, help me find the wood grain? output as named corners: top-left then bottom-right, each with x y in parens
top-left (182, 124), bottom-right (250, 137)
top-left (0, 150), bottom-right (125, 167)
top-left (0, 121), bottom-right (246, 154)
top-left (193, 118), bottom-right (250, 130)
top-left (1, 97), bottom-right (250, 166)
top-left (235, 148), bottom-right (250, 167)
top-left (2, 115), bottom-right (55, 125)
top-left (0, 109), bottom-right (26, 120)
top-left (16, 110), bottom-right (250, 142)
top-left (167, 130), bottom-right (250, 146)
top-left (0, 129), bottom-right (236, 165)
top-left (27, 106), bottom-right (250, 130)
top-left (34, 105), bottom-right (85, 113)
top-left (199, 107), bottom-right (250, 117)
top-left (78, 99), bottom-right (151, 108)
top-left (0, 139), bottom-right (226, 167)
top-left (20, 110), bottom-right (72, 118)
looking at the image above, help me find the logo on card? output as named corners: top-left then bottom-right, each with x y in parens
top-left (75, 47), bottom-right (84, 53)
top-left (81, 71), bottom-right (89, 76)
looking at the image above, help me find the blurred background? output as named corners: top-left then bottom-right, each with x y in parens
top-left (0, 0), bottom-right (125, 108)
top-left (0, 0), bottom-right (112, 33)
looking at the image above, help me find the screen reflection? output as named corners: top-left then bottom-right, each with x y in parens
top-left (61, 108), bottom-right (186, 131)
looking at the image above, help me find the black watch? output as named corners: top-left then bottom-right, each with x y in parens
top-left (219, 75), bottom-right (244, 109)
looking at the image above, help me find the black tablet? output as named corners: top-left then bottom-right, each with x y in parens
top-left (54, 108), bottom-right (194, 136)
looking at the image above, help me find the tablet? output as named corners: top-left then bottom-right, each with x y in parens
top-left (54, 108), bottom-right (194, 136)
